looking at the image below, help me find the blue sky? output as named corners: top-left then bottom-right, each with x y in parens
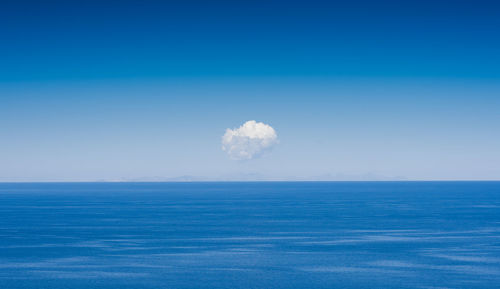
top-left (1, 0), bottom-right (499, 181)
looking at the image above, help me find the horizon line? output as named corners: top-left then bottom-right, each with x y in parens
top-left (1, 180), bottom-right (500, 184)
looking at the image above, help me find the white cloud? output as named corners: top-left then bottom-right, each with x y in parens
top-left (222, 120), bottom-right (278, 160)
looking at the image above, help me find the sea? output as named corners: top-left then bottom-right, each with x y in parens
top-left (1, 182), bottom-right (500, 289)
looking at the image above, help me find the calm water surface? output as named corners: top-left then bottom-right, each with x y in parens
top-left (1, 182), bottom-right (500, 288)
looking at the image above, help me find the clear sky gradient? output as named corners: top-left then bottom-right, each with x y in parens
top-left (1, 0), bottom-right (499, 181)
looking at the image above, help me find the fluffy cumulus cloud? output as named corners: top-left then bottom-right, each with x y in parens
top-left (222, 120), bottom-right (278, 160)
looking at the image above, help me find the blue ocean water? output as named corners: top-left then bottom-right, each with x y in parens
top-left (1, 182), bottom-right (500, 289)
